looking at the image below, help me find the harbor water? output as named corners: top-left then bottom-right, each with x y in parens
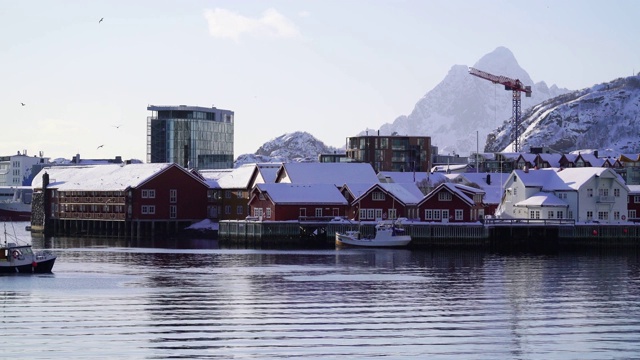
top-left (3, 222), bottom-right (640, 359)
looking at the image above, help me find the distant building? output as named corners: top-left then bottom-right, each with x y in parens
top-left (147, 105), bottom-right (234, 170)
top-left (318, 152), bottom-right (351, 163)
top-left (0, 150), bottom-right (49, 186)
top-left (345, 135), bottom-right (431, 173)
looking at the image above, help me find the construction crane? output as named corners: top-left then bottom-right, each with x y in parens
top-left (469, 67), bottom-right (532, 152)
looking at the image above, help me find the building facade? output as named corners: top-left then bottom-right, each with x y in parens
top-left (0, 151), bottom-right (49, 186)
top-left (345, 135), bottom-right (431, 173)
top-left (147, 105), bottom-right (234, 170)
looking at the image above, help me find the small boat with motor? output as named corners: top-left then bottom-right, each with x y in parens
top-left (335, 221), bottom-right (412, 248)
top-left (1, 224), bottom-right (56, 274)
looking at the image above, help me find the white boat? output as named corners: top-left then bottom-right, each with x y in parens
top-left (335, 221), bottom-right (412, 247)
top-left (0, 186), bottom-right (32, 221)
top-left (1, 224), bottom-right (56, 274)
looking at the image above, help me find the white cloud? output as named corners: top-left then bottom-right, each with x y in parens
top-left (204, 8), bottom-right (302, 41)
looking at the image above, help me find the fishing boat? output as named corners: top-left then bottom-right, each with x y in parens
top-left (1, 224), bottom-right (56, 274)
top-left (335, 221), bottom-right (412, 247)
top-left (0, 186), bottom-right (32, 221)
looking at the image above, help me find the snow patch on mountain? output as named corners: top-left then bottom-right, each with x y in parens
top-left (235, 131), bottom-right (342, 167)
top-left (486, 75), bottom-right (640, 154)
top-left (374, 47), bottom-right (570, 155)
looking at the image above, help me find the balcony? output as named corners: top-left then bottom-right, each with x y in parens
top-left (597, 196), bottom-right (615, 203)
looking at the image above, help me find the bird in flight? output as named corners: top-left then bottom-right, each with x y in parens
top-left (113, 124), bottom-right (123, 129)
top-left (97, 144), bottom-right (104, 149)
top-left (21, 102), bottom-right (25, 106)
top-left (99, 18), bottom-right (104, 23)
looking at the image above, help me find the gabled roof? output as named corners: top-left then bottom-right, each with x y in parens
top-left (515, 192), bottom-right (568, 207)
top-left (32, 163), bottom-right (204, 191)
top-left (628, 185), bottom-right (640, 195)
top-left (377, 171), bottom-right (447, 185)
top-left (201, 164), bottom-right (258, 189)
top-left (445, 172), bottom-right (504, 204)
top-left (512, 169), bottom-right (572, 191)
top-left (419, 182), bottom-right (478, 207)
top-left (516, 153), bottom-right (537, 164)
top-left (537, 153), bottom-right (562, 167)
top-left (576, 153), bottom-right (604, 166)
top-left (276, 163), bottom-right (379, 185)
top-left (253, 183), bottom-right (348, 205)
top-left (555, 167), bottom-right (625, 190)
top-left (256, 163), bottom-right (281, 184)
top-left (197, 169), bottom-right (233, 188)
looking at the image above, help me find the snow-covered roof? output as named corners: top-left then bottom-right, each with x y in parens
top-left (377, 171), bottom-right (448, 185)
top-left (377, 183), bottom-right (424, 205)
top-left (513, 168), bottom-right (572, 191)
top-left (421, 182), bottom-right (477, 207)
top-left (198, 169), bottom-right (233, 188)
top-left (202, 164), bottom-right (257, 189)
top-left (445, 172), bottom-right (505, 204)
top-left (431, 164), bottom-right (469, 173)
top-left (277, 163), bottom-right (379, 185)
top-left (537, 153), bottom-right (562, 167)
top-left (515, 192), bottom-right (568, 207)
top-left (517, 154), bottom-right (537, 163)
top-left (256, 163), bottom-right (281, 184)
top-left (555, 167), bottom-right (624, 190)
top-left (31, 163), bottom-right (187, 191)
top-left (255, 183), bottom-right (348, 205)
top-left (628, 185), bottom-right (640, 194)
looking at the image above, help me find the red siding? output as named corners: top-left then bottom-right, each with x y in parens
top-left (417, 188), bottom-right (483, 222)
top-left (132, 165), bottom-right (208, 220)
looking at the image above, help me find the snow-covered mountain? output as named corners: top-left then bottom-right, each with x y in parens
top-left (485, 75), bottom-right (640, 153)
top-left (234, 131), bottom-right (341, 167)
top-left (375, 46), bottom-right (569, 155)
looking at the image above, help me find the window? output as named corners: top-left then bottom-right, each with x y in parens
top-left (141, 205), bottom-right (155, 214)
top-left (630, 210), bottom-right (637, 219)
top-left (300, 208), bottom-right (306, 217)
top-left (614, 188), bottom-right (620, 197)
top-left (225, 190), bottom-right (231, 199)
top-left (455, 209), bottom-right (463, 221)
top-left (236, 190), bottom-right (243, 198)
top-left (170, 205), bottom-right (177, 219)
top-left (513, 188), bottom-right (518, 196)
top-left (366, 209), bottom-right (374, 219)
top-left (557, 211), bottom-right (563, 219)
top-left (170, 189), bottom-right (177, 203)
top-left (372, 192), bottom-right (385, 201)
top-left (225, 205), bottom-right (231, 214)
top-left (141, 189), bottom-right (156, 199)
top-left (599, 188), bottom-right (609, 196)
top-left (442, 210), bottom-right (449, 221)
top-left (598, 211), bottom-right (609, 220)
top-left (266, 207), bottom-right (271, 219)
top-left (359, 208), bottom-right (366, 219)
top-left (424, 209), bottom-right (433, 220)
top-left (530, 210), bottom-right (540, 219)
top-left (315, 208), bottom-right (323, 217)
top-left (587, 188), bottom-right (593, 197)
top-left (253, 208), bottom-right (264, 217)
top-left (237, 206), bottom-right (243, 215)
top-left (548, 211), bottom-right (554, 219)
top-left (375, 209), bottom-right (383, 219)
top-left (614, 211), bottom-right (620, 220)
top-left (388, 209), bottom-right (397, 220)
top-left (433, 210), bottom-right (441, 220)
top-left (635, 196), bottom-right (640, 203)
top-left (568, 210), bottom-right (573, 219)
top-left (586, 211), bottom-right (593, 221)
top-left (438, 192), bottom-right (452, 201)
top-left (259, 193), bottom-right (265, 200)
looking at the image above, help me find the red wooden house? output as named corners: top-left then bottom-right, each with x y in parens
top-left (249, 183), bottom-right (348, 221)
top-left (31, 163), bottom-right (211, 236)
top-left (342, 183), bottom-right (423, 221)
top-left (417, 182), bottom-right (485, 222)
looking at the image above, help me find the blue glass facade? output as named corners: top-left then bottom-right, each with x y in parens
top-left (147, 105), bottom-right (234, 169)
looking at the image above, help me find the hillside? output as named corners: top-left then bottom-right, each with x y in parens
top-left (485, 75), bottom-right (640, 153)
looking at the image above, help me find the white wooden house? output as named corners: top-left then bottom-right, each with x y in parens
top-left (496, 167), bottom-right (629, 223)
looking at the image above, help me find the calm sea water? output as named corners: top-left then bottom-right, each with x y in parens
top-left (3, 222), bottom-right (640, 359)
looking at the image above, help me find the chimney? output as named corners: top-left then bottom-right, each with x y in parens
top-left (486, 174), bottom-right (491, 185)
top-left (594, 150), bottom-right (599, 158)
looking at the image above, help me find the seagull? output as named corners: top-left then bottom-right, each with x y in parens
top-left (21, 102), bottom-right (25, 106)
top-left (97, 144), bottom-right (104, 149)
top-left (113, 124), bottom-right (123, 129)
top-left (99, 18), bottom-right (103, 23)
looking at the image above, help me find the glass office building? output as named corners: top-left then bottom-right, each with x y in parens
top-left (147, 105), bottom-right (234, 169)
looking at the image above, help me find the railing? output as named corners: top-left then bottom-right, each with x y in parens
top-left (485, 218), bottom-right (575, 226)
top-left (597, 196), bottom-right (615, 203)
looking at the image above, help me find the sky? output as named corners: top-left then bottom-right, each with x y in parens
top-left (2, 0), bottom-right (639, 162)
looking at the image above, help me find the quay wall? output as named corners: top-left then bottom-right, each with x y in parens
top-left (220, 220), bottom-right (640, 248)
